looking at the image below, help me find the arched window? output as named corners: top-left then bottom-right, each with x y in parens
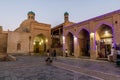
top-left (28, 16), bottom-right (30, 19)
top-left (17, 43), bottom-right (21, 50)
top-left (23, 28), bottom-right (30, 33)
top-left (31, 16), bottom-right (34, 19)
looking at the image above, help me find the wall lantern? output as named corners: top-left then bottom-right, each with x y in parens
top-left (39, 42), bottom-right (41, 45)
top-left (90, 32), bottom-right (94, 40)
top-left (63, 36), bottom-right (65, 44)
top-left (46, 39), bottom-right (48, 43)
top-left (105, 31), bottom-right (108, 34)
top-left (90, 33), bottom-right (94, 37)
top-left (74, 36), bottom-right (77, 41)
top-left (33, 42), bottom-right (35, 45)
top-left (41, 40), bottom-right (43, 43)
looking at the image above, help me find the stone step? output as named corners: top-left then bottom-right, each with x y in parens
top-left (53, 61), bottom-right (120, 80)
top-left (97, 58), bottom-right (108, 61)
top-left (0, 53), bottom-right (16, 61)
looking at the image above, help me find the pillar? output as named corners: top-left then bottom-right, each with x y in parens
top-left (74, 35), bottom-right (79, 57)
top-left (90, 32), bottom-right (97, 59)
top-left (62, 35), bottom-right (66, 56)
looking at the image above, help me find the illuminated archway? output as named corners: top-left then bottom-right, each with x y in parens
top-left (33, 34), bottom-right (48, 55)
top-left (95, 24), bottom-right (113, 58)
top-left (66, 32), bottom-right (74, 56)
top-left (78, 29), bottom-right (90, 57)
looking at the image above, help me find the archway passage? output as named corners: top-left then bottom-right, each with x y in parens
top-left (33, 34), bottom-right (47, 55)
top-left (66, 32), bottom-right (74, 56)
top-left (78, 29), bottom-right (90, 57)
top-left (95, 24), bottom-right (113, 58)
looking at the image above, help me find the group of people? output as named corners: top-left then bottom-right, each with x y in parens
top-left (45, 49), bottom-right (57, 64)
top-left (108, 43), bottom-right (120, 63)
top-left (45, 49), bottom-right (69, 64)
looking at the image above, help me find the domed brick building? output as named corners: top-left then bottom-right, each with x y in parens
top-left (0, 11), bottom-right (51, 56)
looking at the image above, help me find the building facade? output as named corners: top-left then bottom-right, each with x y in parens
top-left (0, 9), bottom-right (120, 60)
top-left (0, 27), bottom-right (8, 56)
top-left (0, 11), bottom-right (51, 56)
top-left (63, 9), bottom-right (120, 59)
top-left (51, 12), bottom-right (74, 56)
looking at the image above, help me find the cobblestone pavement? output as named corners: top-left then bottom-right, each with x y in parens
top-left (0, 56), bottom-right (99, 80)
top-left (56, 57), bottom-right (120, 76)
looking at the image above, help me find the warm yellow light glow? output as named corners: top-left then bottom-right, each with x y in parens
top-left (74, 36), bottom-right (77, 41)
top-left (90, 33), bottom-right (94, 37)
top-left (105, 31), bottom-right (108, 34)
top-left (63, 36), bottom-right (65, 40)
top-left (33, 42), bottom-right (35, 45)
top-left (46, 39), bottom-right (48, 43)
top-left (41, 40), bottom-right (43, 43)
top-left (63, 36), bottom-right (65, 44)
top-left (39, 42), bottom-right (41, 45)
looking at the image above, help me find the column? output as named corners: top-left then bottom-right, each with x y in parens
top-left (74, 35), bottom-right (78, 57)
top-left (90, 32), bottom-right (97, 59)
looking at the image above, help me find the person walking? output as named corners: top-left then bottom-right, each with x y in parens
top-left (65, 49), bottom-right (68, 57)
top-left (53, 49), bottom-right (57, 60)
top-left (46, 49), bottom-right (50, 57)
top-left (45, 49), bottom-right (52, 64)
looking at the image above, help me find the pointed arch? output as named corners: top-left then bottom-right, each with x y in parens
top-left (94, 22), bottom-right (114, 58)
top-left (77, 28), bottom-right (90, 57)
top-left (33, 33), bottom-right (47, 55)
top-left (66, 32), bottom-right (74, 56)
top-left (17, 43), bottom-right (21, 50)
top-left (77, 27), bottom-right (90, 37)
top-left (65, 31), bottom-right (74, 37)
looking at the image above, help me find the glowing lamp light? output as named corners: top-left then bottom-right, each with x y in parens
top-left (63, 36), bottom-right (65, 44)
top-left (74, 36), bottom-right (77, 41)
top-left (90, 33), bottom-right (94, 37)
top-left (41, 40), bottom-right (43, 43)
top-left (33, 42), bottom-right (35, 45)
top-left (105, 31), bottom-right (108, 34)
top-left (63, 36), bottom-right (65, 40)
top-left (39, 42), bottom-right (41, 45)
top-left (46, 39), bottom-right (48, 43)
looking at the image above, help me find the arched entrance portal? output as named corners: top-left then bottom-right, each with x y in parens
top-left (66, 32), bottom-right (74, 56)
top-left (33, 34), bottom-right (47, 55)
top-left (95, 24), bottom-right (113, 58)
top-left (78, 29), bottom-right (90, 57)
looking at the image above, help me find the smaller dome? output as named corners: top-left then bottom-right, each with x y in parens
top-left (64, 12), bottom-right (69, 15)
top-left (28, 11), bottom-right (35, 15)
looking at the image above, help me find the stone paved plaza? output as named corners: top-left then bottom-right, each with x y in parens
top-left (0, 56), bottom-right (120, 80)
top-left (0, 56), bottom-right (100, 80)
top-left (56, 57), bottom-right (120, 76)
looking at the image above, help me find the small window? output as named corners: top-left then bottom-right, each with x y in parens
top-left (23, 28), bottom-right (30, 33)
top-left (115, 21), bottom-right (118, 24)
top-left (17, 43), bottom-right (21, 50)
top-left (31, 16), bottom-right (34, 19)
top-left (28, 16), bottom-right (30, 19)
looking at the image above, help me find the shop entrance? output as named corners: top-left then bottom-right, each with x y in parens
top-left (95, 24), bottom-right (113, 58)
top-left (33, 34), bottom-right (47, 55)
